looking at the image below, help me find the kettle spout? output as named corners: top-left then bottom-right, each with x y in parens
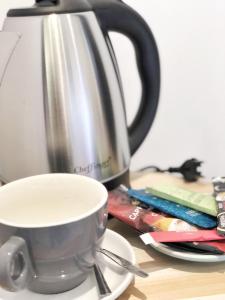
top-left (0, 32), bottom-right (20, 85)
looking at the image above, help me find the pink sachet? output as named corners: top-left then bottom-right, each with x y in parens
top-left (140, 229), bottom-right (225, 245)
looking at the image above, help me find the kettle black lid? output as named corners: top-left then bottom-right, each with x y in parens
top-left (7, 0), bottom-right (122, 17)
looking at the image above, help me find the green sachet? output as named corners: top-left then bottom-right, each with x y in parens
top-left (147, 184), bottom-right (217, 216)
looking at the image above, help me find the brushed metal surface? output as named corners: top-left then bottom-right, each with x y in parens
top-left (43, 12), bottom-right (130, 180)
top-left (0, 12), bottom-right (130, 183)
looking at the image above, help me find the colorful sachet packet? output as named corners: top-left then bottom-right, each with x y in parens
top-left (127, 188), bottom-right (217, 229)
top-left (108, 187), bottom-right (225, 254)
top-left (147, 184), bottom-right (217, 216)
top-left (140, 229), bottom-right (225, 244)
top-left (108, 188), bottom-right (197, 232)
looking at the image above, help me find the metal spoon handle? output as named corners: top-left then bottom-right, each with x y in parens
top-left (93, 264), bottom-right (111, 298)
top-left (98, 248), bottom-right (148, 278)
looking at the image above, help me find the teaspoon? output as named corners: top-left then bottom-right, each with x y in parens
top-left (97, 248), bottom-right (148, 278)
top-left (93, 263), bottom-right (111, 298)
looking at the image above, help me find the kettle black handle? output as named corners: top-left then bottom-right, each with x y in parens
top-left (95, 1), bottom-right (160, 154)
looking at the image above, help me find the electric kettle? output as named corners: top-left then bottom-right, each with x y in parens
top-left (0, 0), bottom-right (160, 189)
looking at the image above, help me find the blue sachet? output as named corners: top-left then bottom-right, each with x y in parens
top-left (127, 188), bottom-right (217, 229)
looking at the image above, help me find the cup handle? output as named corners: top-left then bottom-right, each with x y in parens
top-left (0, 236), bottom-right (34, 291)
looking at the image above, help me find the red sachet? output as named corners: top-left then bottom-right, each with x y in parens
top-left (140, 229), bottom-right (225, 245)
top-left (108, 189), bottom-right (152, 231)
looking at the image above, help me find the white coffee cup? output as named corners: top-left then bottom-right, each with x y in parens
top-left (0, 173), bottom-right (108, 294)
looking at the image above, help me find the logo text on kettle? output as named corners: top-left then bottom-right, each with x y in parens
top-left (74, 156), bottom-right (112, 175)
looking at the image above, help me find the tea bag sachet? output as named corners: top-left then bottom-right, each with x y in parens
top-left (127, 189), bottom-right (217, 228)
top-left (109, 187), bottom-right (224, 255)
top-left (147, 184), bottom-right (217, 216)
top-left (108, 188), bottom-right (197, 232)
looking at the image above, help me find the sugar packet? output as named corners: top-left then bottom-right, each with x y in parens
top-left (140, 229), bottom-right (225, 245)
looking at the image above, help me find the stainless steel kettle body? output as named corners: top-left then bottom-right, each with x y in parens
top-left (0, 0), bottom-right (160, 189)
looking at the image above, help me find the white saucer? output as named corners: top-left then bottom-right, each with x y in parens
top-left (150, 242), bottom-right (225, 263)
top-left (0, 229), bottom-right (135, 300)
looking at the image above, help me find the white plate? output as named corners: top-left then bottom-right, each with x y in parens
top-left (150, 241), bottom-right (225, 263)
top-left (0, 229), bottom-right (135, 300)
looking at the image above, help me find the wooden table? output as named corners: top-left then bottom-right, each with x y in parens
top-left (108, 172), bottom-right (225, 300)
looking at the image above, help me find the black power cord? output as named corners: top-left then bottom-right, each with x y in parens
top-left (139, 158), bottom-right (203, 182)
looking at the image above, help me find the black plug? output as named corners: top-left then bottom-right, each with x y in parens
top-left (167, 158), bottom-right (203, 182)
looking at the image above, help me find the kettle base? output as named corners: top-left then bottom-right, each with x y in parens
top-left (103, 170), bottom-right (130, 191)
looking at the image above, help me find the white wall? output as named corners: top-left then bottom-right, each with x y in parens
top-left (0, 0), bottom-right (34, 23)
top-left (121, 0), bottom-right (225, 180)
top-left (1, 0), bottom-right (225, 180)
